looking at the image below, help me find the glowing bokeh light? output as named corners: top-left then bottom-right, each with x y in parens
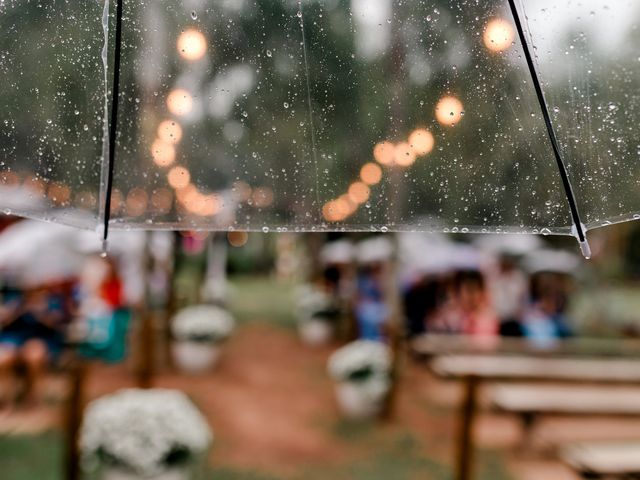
top-left (177, 28), bottom-right (208, 61)
top-left (483, 18), bottom-right (515, 53)
top-left (408, 128), bottom-right (435, 156)
top-left (348, 181), bottom-right (370, 205)
top-left (360, 162), bottom-right (383, 186)
top-left (228, 231), bottom-right (249, 247)
top-left (48, 182), bottom-right (71, 206)
top-left (251, 187), bottom-right (274, 208)
top-left (151, 188), bottom-right (173, 213)
top-left (373, 141), bottom-right (395, 166)
top-left (167, 89), bottom-right (193, 117)
top-left (157, 120), bottom-right (183, 144)
top-left (150, 139), bottom-right (176, 167)
top-left (394, 142), bottom-right (417, 167)
top-left (167, 166), bottom-right (191, 189)
top-left (435, 95), bottom-right (464, 126)
top-left (125, 188), bottom-right (148, 217)
top-left (322, 201), bottom-right (338, 222)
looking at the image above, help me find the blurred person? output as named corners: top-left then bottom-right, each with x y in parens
top-left (0, 284), bottom-right (71, 405)
top-left (430, 271), bottom-right (498, 339)
top-left (355, 263), bottom-right (388, 341)
top-left (74, 255), bottom-right (131, 363)
top-left (489, 256), bottom-right (528, 337)
top-left (76, 255), bottom-right (124, 317)
top-left (404, 275), bottom-right (444, 337)
top-left (521, 287), bottom-right (573, 348)
top-left (456, 271), bottom-right (499, 337)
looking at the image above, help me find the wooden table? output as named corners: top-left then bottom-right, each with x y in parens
top-left (429, 354), bottom-right (640, 480)
top-left (560, 441), bottom-right (640, 478)
top-left (412, 334), bottom-right (640, 360)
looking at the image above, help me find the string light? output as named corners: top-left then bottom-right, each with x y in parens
top-left (177, 28), bottom-right (208, 61)
top-left (150, 139), bottom-right (176, 167)
top-left (360, 162), bottom-right (383, 185)
top-left (435, 95), bottom-right (464, 126)
top-left (157, 120), bottom-right (183, 144)
top-left (408, 128), bottom-right (435, 155)
top-left (373, 141), bottom-right (395, 166)
top-left (394, 142), bottom-right (417, 167)
top-left (483, 18), bottom-right (515, 53)
top-left (167, 166), bottom-right (191, 189)
top-left (167, 89), bottom-right (193, 117)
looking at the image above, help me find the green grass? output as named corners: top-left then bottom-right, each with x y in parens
top-left (228, 276), bottom-right (298, 329)
top-left (0, 432), bottom-right (63, 480)
top-left (0, 431), bottom-right (511, 480)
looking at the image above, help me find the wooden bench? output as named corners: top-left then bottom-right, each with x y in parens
top-left (490, 384), bottom-right (640, 450)
top-left (560, 441), bottom-right (640, 479)
top-left (491, 384), bottom-right (640, 417)
top-left (428, 355), bottom-right (640, 480)
top-left (412, 334), bottom-right (640, 361)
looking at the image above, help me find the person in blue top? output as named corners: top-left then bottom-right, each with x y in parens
top-left (0, 284), bottom-right (70, 406)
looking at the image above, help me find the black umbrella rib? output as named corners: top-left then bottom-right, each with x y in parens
top-left (506, 0), bottom-right (591, 256)
top-left (102, 0), bottom-right (124, 249)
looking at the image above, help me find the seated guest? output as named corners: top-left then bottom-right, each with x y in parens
top-left (0, 285), bottom-right (70, 405)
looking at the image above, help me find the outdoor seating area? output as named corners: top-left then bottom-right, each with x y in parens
top-left (2, 0), bottom-right (640, 479)
top-left (0, 222), bottom-right (637, 479)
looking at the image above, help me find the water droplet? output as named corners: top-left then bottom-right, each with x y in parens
top-left (283, 102), bottom-right (289, 109)
top-left (83, 124), bottom-right (89, 131)
top-left (190, 11), bottom-right (198, 20)
top-left (262, 226), bottom-right (269, 233)
top-left (266, 50), bottom-right (273, 58)
top-left (540, 228), bottom-right (551, 236)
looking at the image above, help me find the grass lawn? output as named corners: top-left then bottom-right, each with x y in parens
top-left (0, 431), bottom-right (511, 480)
top-left (0, 276), bottom-right (513, 480)
top-left (228, 276), bottom-right (298, 329)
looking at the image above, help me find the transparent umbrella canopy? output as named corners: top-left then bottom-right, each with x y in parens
top-left (1, 0), bottom-right (638, 257)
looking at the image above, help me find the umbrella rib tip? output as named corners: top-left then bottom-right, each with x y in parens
top-left (578, 238), bottom-right (592, 260)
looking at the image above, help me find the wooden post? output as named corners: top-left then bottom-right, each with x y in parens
top-left (137, 310), bottom-right (154, 389)
top-left (456, 375), bottom-right (479, 480)
top-left (137, 231), bottom-right (155, 388)
top-left (380, 237), bottom-right (403, 421)
top-left (65, 358), bottom-right (85, 480)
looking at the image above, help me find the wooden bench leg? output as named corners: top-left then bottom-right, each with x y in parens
top-left (518, 411), bottom-right (538, 453)
top-left (65, 360), bottom-right (85, 480)
top-left (456, 375), bottom-right (479, 480)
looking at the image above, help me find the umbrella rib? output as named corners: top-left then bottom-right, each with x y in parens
top-left (102, 0), bottom-right (124, 250)
top-left (507, 0), bottom-right (591, 258)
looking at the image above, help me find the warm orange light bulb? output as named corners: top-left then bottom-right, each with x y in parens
top-left (394, 142), bottom-right (417, 167)
top-left (348, 181), bottom-right (370, 205)
top-left (483, 18), bottom-right (515, 53)
top-left (435, 96), bottom-right (464, 126)
top-left (150, 139), bottom-right (176, 167)
top-left (167, 89), bottom-right (193, 117)
top-left (177, 28), bottom-right (208, 61)
top-left (167, 166), bottom-right (191, 189)
top-left (408, 128), bottom-right (435, 156)
top-left (360, 162), bottom-right (383, 186)
top-left (157, 120), bottom-right (183, 144)
top-left (373, 141), bottom-right (395, 166)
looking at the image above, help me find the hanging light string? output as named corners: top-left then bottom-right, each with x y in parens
top-left (102, 0), bottom-right (125, 252)
top-left (507, 0), bottom-right (591, 258)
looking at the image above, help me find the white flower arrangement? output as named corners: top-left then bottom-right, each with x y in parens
top-left (327, 340), bottom-right (392, 383)
top-left (171, 305), bottom-right (235, 343)
top-left (294, 284), bottom-right (339, 323)
top-left (80, 389), bottom-right (212, 477)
